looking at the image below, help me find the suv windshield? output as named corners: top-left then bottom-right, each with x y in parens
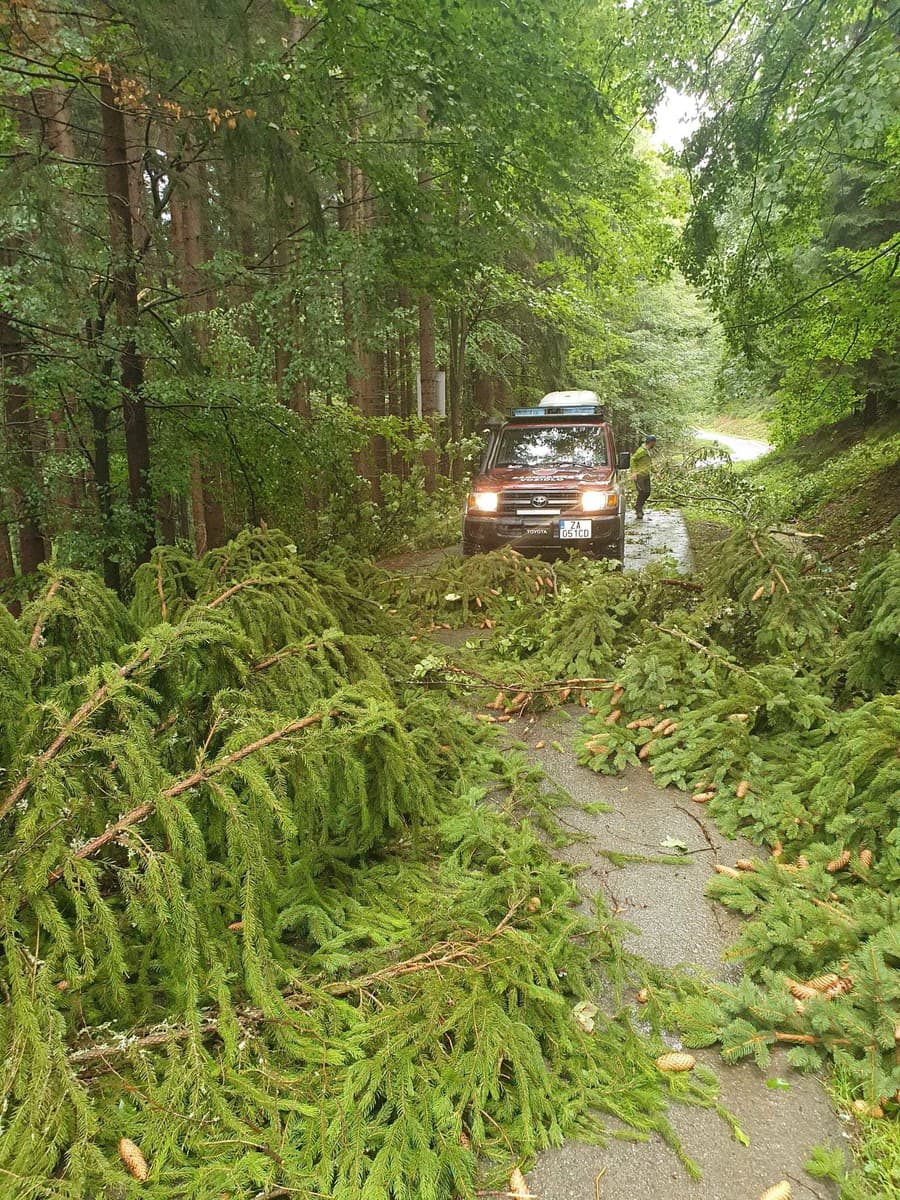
top-left (494, 425), bottom-right (608, 469)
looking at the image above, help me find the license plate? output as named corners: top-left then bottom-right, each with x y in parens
top-left (559, 519), bottom-right (592, 540)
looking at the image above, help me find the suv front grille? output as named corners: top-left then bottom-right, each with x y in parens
top-left (498, 489), bottom-right (580, 514)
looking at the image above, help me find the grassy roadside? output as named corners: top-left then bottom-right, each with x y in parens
top-left (679, 412), bottom-right (900, 572)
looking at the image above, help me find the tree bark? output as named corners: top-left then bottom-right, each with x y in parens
top-left (99, 78), bottom-right (153, 562)
top-left (418, 295), bottom-right (438, 491)
top-left (190, 460), bottom-right (208, 557)
top-left (31, 88), bottom-right (85, 526)
top-left (1, 305), bottom-right (48, 575)
top-left (0, 518), bottom-right (13, 586)
top-left (32, 85), bottom-right (76, 160)
top-left (88, 395), bottom-right (121, 593)
top-left (448, 307), bottom-right (466, 482)
top-left (340, 156), bottom-right (384, 502)
top-left (167, 137), bottom-right (228, 550)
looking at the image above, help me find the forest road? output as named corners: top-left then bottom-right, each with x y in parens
top-left (420, 474), bottom-right (847, 1200)
top-left (516, 707), bottom-right (847, 1200)
top-left (694, 428), bottom-right (774, 462)
top-left (379, 509), bottom-right (694, 575)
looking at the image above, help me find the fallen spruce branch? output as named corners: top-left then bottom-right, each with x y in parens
top-left (442, 663), bottom-right (613, 694)
top-left (803, 520), bottom-right (897, 572)
top-left (1, 576), bottom-right (269, 822)
top-left (660, 577), bottom-right (703, 592)
top-left (45, 711), bottom-right (334, 887)
top-left (67, 901), bottom-right (525, 1073)
top-left (28, 575), bottom-right (62, 649)
top-left (651, 624), bottom-right (747, 674)
top-left (0, 645), bottom-right (153, 822)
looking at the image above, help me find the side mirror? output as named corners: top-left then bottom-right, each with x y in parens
top-left (617, 451), bottom-right (631, 470)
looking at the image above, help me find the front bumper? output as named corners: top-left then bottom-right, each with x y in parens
top-left (463, 512), bottom-right (622, 554)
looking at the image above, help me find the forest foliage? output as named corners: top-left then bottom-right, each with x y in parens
top-left (640, 0), bottom-right (900, 442)
top-left (0, 0), bottom-right (724, 584)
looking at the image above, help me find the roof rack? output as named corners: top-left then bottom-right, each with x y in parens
top-left (511, 405), bottom-right (606, 419)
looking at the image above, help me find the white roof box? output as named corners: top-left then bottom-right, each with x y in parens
top-left (539, 389), bottom-right (600, 408)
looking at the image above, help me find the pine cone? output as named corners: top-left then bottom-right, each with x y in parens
top-left (714, 864), bottom-right (742, 879)
top-left (852, 1099), bottom-right (884, 1119)
top-left (638, 739), bottom-right (656, 760)
top-left (655, 1051), bottom-right (695, 1072)
top-left (734, 859), bottom-right (756, 871)
top-left (691, 791), bottom-right (714, 803)
top-left (751, 584), bottom-right (766, 602)
top-left (759, 1183), bottom-right (791, 1200)
top-left (826, 849), bottom-right (851, 873)
top-left (785, 978), bottom-right (818, 1001)
top-left (509, 1166), bottom-right (536, 1198)
top-left (605, 708), bottom-right (622, 725)
top-left (804, 973), bottom-right (838, 992)
top-left (859, 848), bottom-right (873, 868)
top-left (824, 977), bottom-right (853, 999)
top-left (118, 1138), bottom-right (149, 1181)
top-left (735, 780), bottom-right (750, 798)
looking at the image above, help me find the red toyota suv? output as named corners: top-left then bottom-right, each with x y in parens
top-left (462, 391), bottom-right (629, 561)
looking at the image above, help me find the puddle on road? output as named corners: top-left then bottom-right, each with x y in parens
top-left (624, 509), bottom-right (693, 574)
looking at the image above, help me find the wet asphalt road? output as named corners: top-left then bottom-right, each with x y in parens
top-left (514, 709), bottom-right (847, 1200)
top-left (694, 429), bottom-right (773, 462)
top-left (380, 508), bottom-right (692, 576)
top-left (624, 508), bottom-right (692, 573)
top-left (403, 431), bottom-right (849, 1197)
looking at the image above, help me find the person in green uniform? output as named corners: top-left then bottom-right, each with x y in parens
top-left (630, 434), bottom-right (656, 519)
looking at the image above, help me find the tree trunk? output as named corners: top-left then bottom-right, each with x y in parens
top-left (1, 305), bottom-right (47, 575)
top-left (32, 85), bottom-right (76, 159)
top-left (418, 295), bottom-right (439, 491)
top-left (88, 396), bottom-right (121, 593)
top-left (99, 78), bottom-right (153, 562)
top-left (0, 518), bottom-right (13, 586)
top-left (190, 461), bottom-right (208, 557)
top-left (203, 473), bottom-right (226, 548)
top-left (168, 138), bottom-right (230, 550)
top-left (340, 156), bottom-right (384, 502)
top-left (157, 494), bottom-right (177, 545)
top-left (448, 307), bottom-right (466, 483)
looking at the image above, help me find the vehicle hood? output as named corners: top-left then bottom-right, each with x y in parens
top-left (474, 465), bottom-right (614, 489)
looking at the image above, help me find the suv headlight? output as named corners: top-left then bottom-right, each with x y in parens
top-left (470, 491), bottom-right (499, 513)
top-left (582, 490), bottom-right (614, 512)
